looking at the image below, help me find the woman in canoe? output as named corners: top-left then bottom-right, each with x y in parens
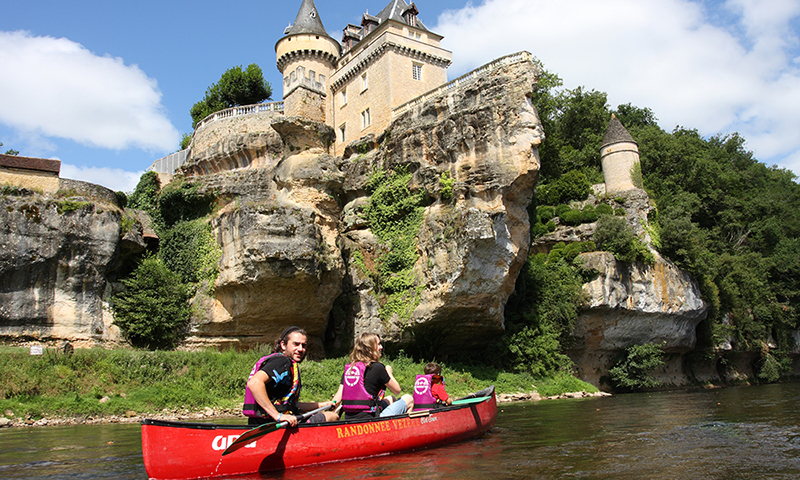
top-left (244, 326), bottom-right (339, 426)
top-left (332, 332), bottom-right (414, 419)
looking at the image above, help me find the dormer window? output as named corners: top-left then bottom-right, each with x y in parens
top-left (403, 3), bottom-right (419, 27)
top-left (362, 14), bottom-right (379, 36)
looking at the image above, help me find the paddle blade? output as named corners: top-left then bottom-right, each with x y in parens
top-left (221, 421), bottom-right (285, 456)
top-left (451, 396), bottom-right (490, 406)
top-left (455, 385), bottom-right (495, 402)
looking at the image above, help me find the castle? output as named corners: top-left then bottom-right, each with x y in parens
top-left (163, 0), bottom-right (640, 196)
top-left (276, 0), bottom-right (452, 154)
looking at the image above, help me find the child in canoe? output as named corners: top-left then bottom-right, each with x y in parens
top-left (413, 362), bottom-right (452, 410)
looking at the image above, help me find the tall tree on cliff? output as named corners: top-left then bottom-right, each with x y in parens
top-left (189, 64), bottom-right (272, 128)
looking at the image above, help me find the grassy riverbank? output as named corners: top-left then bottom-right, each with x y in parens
top-left (0, 346), bottom-right (596, 421)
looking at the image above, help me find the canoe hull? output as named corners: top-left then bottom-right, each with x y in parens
top-left (141, 392), bottom-right (497, 480)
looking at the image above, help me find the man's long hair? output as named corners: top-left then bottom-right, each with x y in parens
top-left (350, 332), bottom-right (381, 365)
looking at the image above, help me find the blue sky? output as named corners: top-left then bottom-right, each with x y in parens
top-left (2, 0), bottom-right (799, 192)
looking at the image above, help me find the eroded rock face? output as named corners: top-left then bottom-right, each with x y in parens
top-left (569, 251), bottom-right (709, 386)
top-left (333, 59), bottom-right (544, 350)
top-left (177, 58), bottom-right (543, 353)
top-left (0, 187), bottom-right (123, 345)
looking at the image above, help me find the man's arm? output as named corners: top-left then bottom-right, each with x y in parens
top-left (246, 370), bottom-right (300, 426)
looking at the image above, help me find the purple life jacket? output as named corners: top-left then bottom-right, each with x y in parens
top-left (341, 362), bottom-right (383, 413)
top-left (413, 374), bottom-right (441, 410)
top-left (242, 353), bottom-right (298, 418)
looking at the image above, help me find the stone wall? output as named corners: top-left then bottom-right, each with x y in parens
top-left (1, 168), bottom-right (59, 194)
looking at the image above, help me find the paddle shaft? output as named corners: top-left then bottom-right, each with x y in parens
top-left (222, 403), bottom-right (333, 456)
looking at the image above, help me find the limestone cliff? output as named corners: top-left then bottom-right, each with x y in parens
top-left (179, 56), bottom-right (543, 353)
top-left (2, 53), bottom-right (751, 389)
top-left (0, 181), bottom-right (129, 346)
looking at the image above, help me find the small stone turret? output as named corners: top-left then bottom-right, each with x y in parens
top-left (600, 114), bottom-right (641, 194)
top-left (275, 0), bottom-right (341, 122)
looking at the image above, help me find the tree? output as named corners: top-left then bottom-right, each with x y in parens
top-left (190, 64), bottom-right (272, 127)
top-left (0, 141), bottom-right (19, 156)
top-left (608, 342), bottom-right (666, 390)
top-left (111, 256), bottom-right (193, 350)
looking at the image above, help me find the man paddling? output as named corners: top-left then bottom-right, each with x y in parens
top-left (244, 326), bottom-right (338, 426)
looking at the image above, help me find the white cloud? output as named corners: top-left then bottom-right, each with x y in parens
top-left (60, 163), bottom-right (144, 193)
top-left (0, 31), bottom-right (179, 152)
top-left (435, 0), bottom-right (800, 174)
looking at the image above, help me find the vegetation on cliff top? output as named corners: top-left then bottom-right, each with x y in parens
top-left (189, 64), bottom-right (272, 129)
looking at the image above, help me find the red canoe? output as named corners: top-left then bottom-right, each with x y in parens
top-left (141, 387), bottom-right (497, 480)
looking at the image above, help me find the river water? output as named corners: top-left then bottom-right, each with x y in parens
top-left (2, 383), bottom-right (800, 479)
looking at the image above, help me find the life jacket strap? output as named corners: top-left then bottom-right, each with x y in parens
top-left (342, 399), bottom-right (379, 406)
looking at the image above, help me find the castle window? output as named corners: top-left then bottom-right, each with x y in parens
top-left (412, 63), bottom-right (423, 81)
top-left (340, 124), bottom-right (347, 142)
top-left (341, 89), bottom-right (347, 106)
top-left (361, 108), bottom-right (370, 129)
top-left (361, 73), bottom-right (368, 92)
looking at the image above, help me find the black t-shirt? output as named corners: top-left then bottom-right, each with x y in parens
top-left (342, 361), bottom-right (391, 420)
top-left (258, 355), bottom-right (300, 413)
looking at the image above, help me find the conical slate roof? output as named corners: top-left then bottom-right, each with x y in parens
top-left (600, 114), bottom-right (637, 149)
top-left (286, 0), bottom-right (330, 37)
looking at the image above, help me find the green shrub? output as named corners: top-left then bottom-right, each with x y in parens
top-left (128, 171), bottom-right (160, 213)
top-left (581, 204), bottom-right (598, 223)
top-left (532, 222), bottom-right (549, 238)
top-left (439, 171), bottom-right (454, 200)
top-left (757, 350), bottom-right (791, 383)
top-left (501, 256), bottom-right (586, 376)
top-left (111, 256), bottom-right (193, 350)
top-left (594, 214), bottom-right (654, 264)
top-left (596, 203), bottom-right (614, 216)
top-left (159, 219), bottom-right (221, 286)
top-left (115, 191), bottom-right (128, 209)
top-left (537, 205), bottom-right (556, 222)
top-left (537, 170), bottom-right (592, 205)
top-left (555, 204), bottom-right (571, 217)
top-left (559, 208), bottom-right (583, 226)
top-left (158, 179), bottom-right (215, 228)
top-left (546, 220), bottom-right (557, 232)
top-left (56, 200), bottom-right (91, 214)
top-left (564, 241), bottom-right (595, 262)
top-left (608, 342), bottom-right (666, 390)
top-left (614, 207), bottom-right (626, 216)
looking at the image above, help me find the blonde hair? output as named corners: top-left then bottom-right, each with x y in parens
top-left (350, 332), bottom-right (381, 365)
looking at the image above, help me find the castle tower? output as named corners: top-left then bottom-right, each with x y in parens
top-left (328, 0), bottom-right (452, 153)
top-left (600, 114), bottom-right (641, 194)
top-left (276, 0), bottom-right (341, 122)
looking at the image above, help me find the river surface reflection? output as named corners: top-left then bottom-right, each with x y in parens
top-left (2, 383), bottom-right (800, 479)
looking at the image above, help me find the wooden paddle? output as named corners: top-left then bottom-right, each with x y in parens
top-left (222, 404), bottom-right (334, 456)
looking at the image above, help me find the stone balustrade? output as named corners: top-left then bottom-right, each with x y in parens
top-left (194, 101), bottom-right (285, 130)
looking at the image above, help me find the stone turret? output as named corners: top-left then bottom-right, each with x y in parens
top-left (600, 114), bottom-right (641, 194)
top-left (275, 0), bottom-right (341, 122)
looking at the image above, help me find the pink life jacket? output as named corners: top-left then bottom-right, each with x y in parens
top-left (341, 362), bottom-right (383, 413)
top-left (413, 374), bottom-right (441, 410)
top-left (242, 353), bottom-right (299, 418)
